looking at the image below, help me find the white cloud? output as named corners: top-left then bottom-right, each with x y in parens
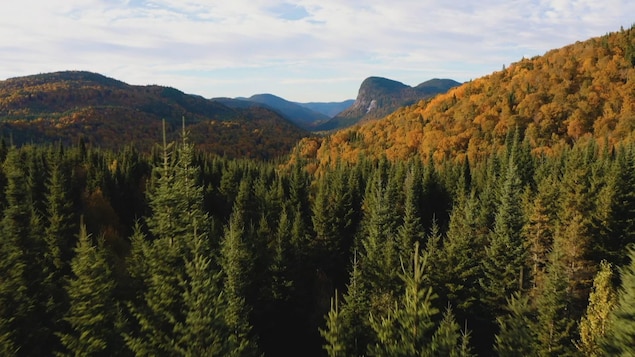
top-left (0, 0), bottom-right (634, 101)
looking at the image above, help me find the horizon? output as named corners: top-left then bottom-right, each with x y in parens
top-left (1, 1), bottom-right (634, 102)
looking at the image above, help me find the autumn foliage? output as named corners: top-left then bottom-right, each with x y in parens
top-left (295, 26), bottom-right (635, 168)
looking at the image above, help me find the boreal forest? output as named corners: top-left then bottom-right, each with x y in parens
top-left (2, 26), bottom-right (635, 357)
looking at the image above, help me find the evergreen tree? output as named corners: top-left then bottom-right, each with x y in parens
top-left (175, 224), bottom-right (228, 356)
top-left (0, 148), bottom-right (36, 354)
top-left (126, 121), bottom-right (230, 355)
top-left (480, 158), bottom-right (528, 316)
top-left (524, 174), bottom-right (559, 292)
top-left (320, 293), bottom-right (345, 357)
top-left (535, 249), bottom-right (576, 356)
top-left (339, 251), bottom-right (372, 356)
top-left (436, 192), bottom-right (483, 318)
top-left (603, 247), bottom-right (635, 355)
top-left (58, 223), bottom-right (123, 356)
top-left (220, 208), bottom-right (259, 356)
top-left (368, 242), bottom-right (439, 356)
top-left (494, 293), bottom-right (537, 357)
top-left (396, 168), bottom-right (425, 260)
top-left (430, 305), bottom-right (474, 357)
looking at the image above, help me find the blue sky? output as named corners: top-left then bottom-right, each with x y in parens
top-left (1, 0), bottom-right (634, 102)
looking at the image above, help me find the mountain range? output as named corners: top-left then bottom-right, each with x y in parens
top-left (0, 70), bottom-right (459, 156)
top-left (0, 71), bottom-right (307, 159)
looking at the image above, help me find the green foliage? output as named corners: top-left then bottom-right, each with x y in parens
top-left (603, 247), bottom-right (635, 355)
top-left (320, 293), bottom-right (345, 357)
top-left (494, 293), bottom-right (537, 357)
top-left (58, 224), bottom-right (123, 356)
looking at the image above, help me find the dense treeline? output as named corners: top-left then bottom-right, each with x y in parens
top-left (1, 126), bottom-right (635, 356)
top-left (0, 71), bottom-right (308, 159)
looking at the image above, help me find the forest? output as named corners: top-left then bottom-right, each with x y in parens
top-left (0, 123), bottom-right (635, 356)
top-left (2, 25), bottom-right (635, 357)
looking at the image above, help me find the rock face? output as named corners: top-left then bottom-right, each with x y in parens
top-left (317, 77), bottom-right (461, 131)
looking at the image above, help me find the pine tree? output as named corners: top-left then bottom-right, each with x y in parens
top-left (58, 223), bottom-right (123, 356)
top-left (577, 260), bottom-right (616, 356)
top-left (603, 247), bottom-right (635, 355)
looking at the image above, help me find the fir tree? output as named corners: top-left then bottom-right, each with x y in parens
top-left (220, 203), bottom-right (258, 356)
top-left (368, 242), bottom-right (439, 356)
top-left (603, 247), bottom-right (635, 355)
top-left (535, 249), bottom-right (576, 356)
top-left (480, 158), bottom-right (527, 316)
top-left (58, 224), bottom-right (123, 356)
top-left (320, 293), bottom-right (345, 357)
top-left (0, 148), bottom-right (36, 354)
top-left (494, 293), bottom-right (537, 357)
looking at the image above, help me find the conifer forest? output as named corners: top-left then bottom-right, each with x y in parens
top-left (3, 25), bottom-right (635, 357)
top-left (1, 124), bottom-right (635, 356)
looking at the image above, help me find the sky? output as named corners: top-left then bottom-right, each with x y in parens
top-left (1, 1), bottom-right (634, 102)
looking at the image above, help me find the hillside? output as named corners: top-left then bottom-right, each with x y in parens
top-left (0, 71), bottom-right (309, 159)
top-left (296, 26), bottom-right (635, 166)
top-left (316, 77), bottom-right (460, 130)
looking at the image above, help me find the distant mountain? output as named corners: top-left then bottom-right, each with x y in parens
top-left (317, 77), bottom-right (461, 131)
top-left (293, 26), bottom-right (635, 167)
top-left (0, 71), bottom-right (308, 159)
top-left (229, 94), bottom-right (330, 130)
top-left (298, 100), bottom-right (355, 118)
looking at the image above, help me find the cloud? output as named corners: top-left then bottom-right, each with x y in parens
top-left (1, 0), bottom-right (634, 101)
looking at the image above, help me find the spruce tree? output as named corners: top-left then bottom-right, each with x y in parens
top-left (430, 305), bottom-right (474, 357)
top-left (603, 247), bottom-right (635, 355)
top-left (320, 293), bottom-right (345, 357)
top-left (480, 158), bottom-right (527, 316)
top-left (220, 208), bottom-right (259, 356)
top-left (58, 224), bottom-right (123, 356)
top-left (494, 293), bottom-right (537, 357)
top-left (0, 148), bottom-right (36, 354)
top-left (535, 248), bottom-right (576, 356)
top-left (368, 242), bottom-right (438, 356)
top-left (126, 120), bottom-right (229, 355)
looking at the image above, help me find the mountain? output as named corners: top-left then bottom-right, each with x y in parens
top-left (0, 71), bottom-right (309, 159)
top-left (294, 25), bottom-right (635, 167)
top-left (316, 77), bottom-right (461, 131)
top-left (236, 93), bottom-right (332, 130)
top-left (298, 99), bottom-right (355, 117)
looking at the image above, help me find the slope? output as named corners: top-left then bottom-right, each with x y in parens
top-left (295, 26), bottom-right (635, 166)
top-left (0, 71), bottom-right (308, 159)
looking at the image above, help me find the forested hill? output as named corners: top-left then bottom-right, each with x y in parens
top-left (296, 25), bottom-right (635, 166)
top-left (0, 71), bottom-right (308, 159)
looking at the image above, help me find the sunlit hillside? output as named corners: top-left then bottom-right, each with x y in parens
top-left (295, 25), bottom-right (635, 168)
